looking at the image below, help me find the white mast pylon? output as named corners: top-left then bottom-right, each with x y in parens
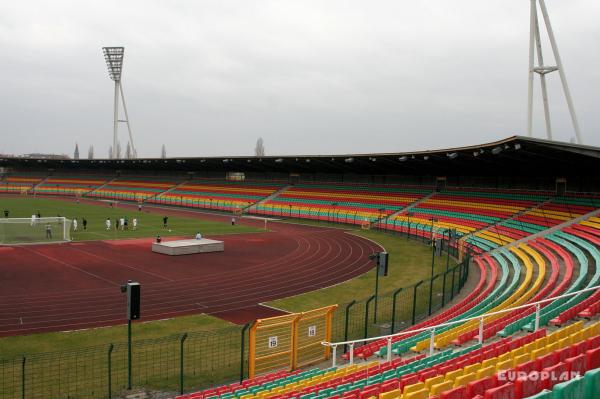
top-left (526, 0), bottom-right (583, 144)
top-left (102, 47), bottom-right (137, 158)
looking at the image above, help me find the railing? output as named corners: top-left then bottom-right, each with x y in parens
top-left (321, 284), bottom-right (600, 367)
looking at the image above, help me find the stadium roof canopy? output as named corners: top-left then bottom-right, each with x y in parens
top-left (0, 136), bottom-right (598, 177)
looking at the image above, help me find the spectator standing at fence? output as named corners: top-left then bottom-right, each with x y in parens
top-left (82, 218), bottom-right (87, 230)
top-left (195, 232), bottom-right (202, 240)
top-left (106, 218), bottom-right (111, 230)
top-left (45, 223), bottom-right (52, 239)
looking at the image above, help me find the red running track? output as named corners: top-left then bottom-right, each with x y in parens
top-left (0, 207), bottom-right (381, 336)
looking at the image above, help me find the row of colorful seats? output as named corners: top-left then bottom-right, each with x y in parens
top-left (33, 176), bottom-right (109, 196)
top-left (250, 184), bottom-right (431, 224)
top-left (149, 180), bottom-right (287, 211)
top-left (86, 177), bottom-right (177, 201)
top-left (0, 175), bottom-right (43, 193)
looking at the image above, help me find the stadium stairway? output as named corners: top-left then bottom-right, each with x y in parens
top-left (143, 179), bottom-right (190, 203)
top-left (150, 179), bottom-right (287, 211)
top-left (244, 185), bottom-right (294, 212)
top-left (374, 192), bottom-right (436, 226)
top-left (85, 176), bottom-right (117, 197)
top-left (31, 175), bottom-right (50, 192)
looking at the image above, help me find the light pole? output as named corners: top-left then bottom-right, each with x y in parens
top-left (428, 218), bottom-right (438, 317)
top-left (406, 212), bottom-right (413, 241)
top-left (102, 47), bottom-right (136, 159)
top-left (429, 218), bottom-right (438, 278)
top-left (446, 228), bottom-right (455, 272)
top-left (120, 280), bottom-right (140, 390)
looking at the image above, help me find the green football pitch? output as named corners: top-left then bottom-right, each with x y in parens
top-left (0, 196), bottom-right (260, 241)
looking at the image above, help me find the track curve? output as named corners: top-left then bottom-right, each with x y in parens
top-left (0, 209), bottom-right (382, 336)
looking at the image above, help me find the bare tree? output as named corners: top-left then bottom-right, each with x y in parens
top-left (254, 137), bottom-right (265, 156)
top-left (74, 143), bottom-right (80, 160)
top-left (125, 142), bottom-right (132, 159)
top-left (88, 145), bottom-right (94, 160)
top-left (161, 144), bottom-right (167, 159)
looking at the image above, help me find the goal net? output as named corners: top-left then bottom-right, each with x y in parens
top-left (0, 217), bottom-right (72, 245)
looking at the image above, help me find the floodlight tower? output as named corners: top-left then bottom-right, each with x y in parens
top-left (526, 0), bottom-right (583, 144)
top-left (102, 47), bottom-right (136, 158)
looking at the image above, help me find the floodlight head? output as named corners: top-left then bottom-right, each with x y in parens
top-left (102, 47), bottom-right (125, 81)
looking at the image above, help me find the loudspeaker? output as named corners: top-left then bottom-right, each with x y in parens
top-left (127, 282), bottom-right (141, 320)
top-left (378, 252), bottom-right (389, 277)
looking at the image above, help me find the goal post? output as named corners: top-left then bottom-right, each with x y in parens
top-left (0, 217), bottom-right (72, 245)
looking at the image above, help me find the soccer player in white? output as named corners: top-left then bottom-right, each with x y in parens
top-left (105, 218), bottom-right (111, 230)
top-left (119, 217), bottom-right (125, 231)
top-left (132, 218), bottom-right (138, 230)
top-left (73, 218), bottom-right (78, 231)
top-left (31, 214), bottom-right (36, 226)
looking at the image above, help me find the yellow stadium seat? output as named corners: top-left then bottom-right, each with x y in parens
top-left (558, 336), bottom-right (571, 349)
top-left (497, 352), bottom-right (512, 364)
top-left (454, 372), bottom-right (477, 388)
top-left (379, 389), bottom-right (401, 399)
top-left (534, 337), bottom-right (547, 349)
top-left (546, 342), bottom-right (559, 354)
top-left (511, 346), bottom-right (525, 358)
top-left (513, 353), bottom-right (531, 368)
top-left (530, 347), bottom-right (546, 360)
top-left (424, 375), bottom-right (444, 391)
top-left (444, 369), bottom-right (463, 382)
top-left (463, 363), bottom-right (480, 375)
top-left (568, 321), bottom-right (584, 334)
top-left (496, 359), bottom-right (513, 372)
top-left (403, 382), bottom-right (425, 396)
top-left (430, 381), bottom-right (454, 396)
top-left (476, 366), bottom-right (496, 379)
top-left (402, 389), bottom-right (429, 399)
top-left (570, 331), bottom-right (584, 344)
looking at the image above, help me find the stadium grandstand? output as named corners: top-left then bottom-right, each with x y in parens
top-left (1, 135), bottom-right (600, 399)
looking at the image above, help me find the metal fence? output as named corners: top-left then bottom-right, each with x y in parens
top-left (0, 224), bottom-right (469, 399)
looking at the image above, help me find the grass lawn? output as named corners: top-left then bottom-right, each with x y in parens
top-left (266, 222), bottom-right (457, 312)
top-left (0, 313), bottom-right (233, 358)
top-left (0, 196), bottom-right (260, 243)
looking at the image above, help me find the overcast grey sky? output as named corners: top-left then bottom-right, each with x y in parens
top-left (1, 0), bottom-right (598, 158)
